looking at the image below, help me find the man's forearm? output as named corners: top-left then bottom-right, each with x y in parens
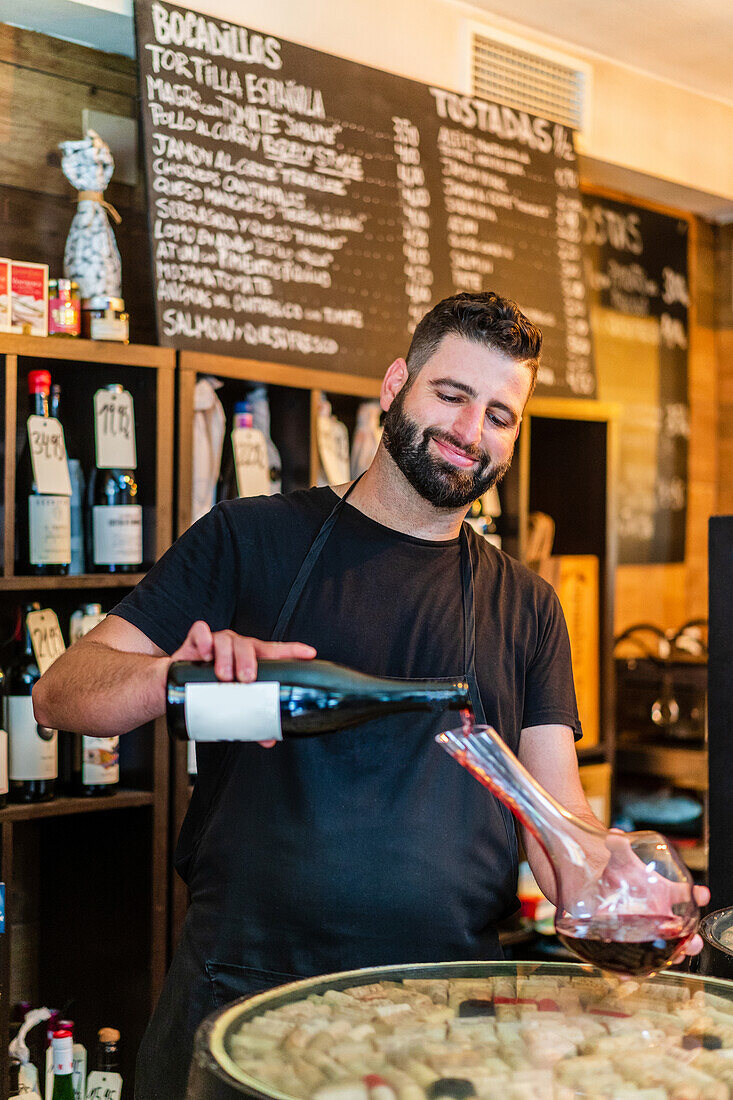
top-left (33, 640), bottom-right (171, 736)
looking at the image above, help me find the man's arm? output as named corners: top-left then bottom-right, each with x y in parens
top-left (517, 723), bottom-right (601, 905)
top-left (32, 615), bottom-right (316, 736)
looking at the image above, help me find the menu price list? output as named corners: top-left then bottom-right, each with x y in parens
top-left (136, 0), bottom-right (596, 395)
top-left (581, 195), bottom-right (689, 563)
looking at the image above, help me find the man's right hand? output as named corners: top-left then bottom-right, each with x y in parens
top-left (170, 620), bottom-right (317, 684)
top-left (170, 622), bottom-right (317, 748)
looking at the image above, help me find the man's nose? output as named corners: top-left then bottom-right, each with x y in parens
top-left (453, 403), bottom-right (485, 446)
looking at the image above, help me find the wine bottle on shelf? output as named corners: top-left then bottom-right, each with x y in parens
top-left (7, 602), bottom-right (58, 803)
top-left (88, 383), bottom-right (143, 574)
top-left (249, 385), bottom-right (282, 494)
top-left (50, 384), bottom-right (86, 576)
top-left (167, 659), bottom-right (471, 742)
top-left (217, 401), bottom-right (248, 501)
top-left (86, 1028), bottom-right (122, 1099)
top-left (16, 370), bottom-right (72, 576)
top-left (0, 664), bottom-right (8, 810)
top-left (50, 1031), bottom-right (74, 1100)
top-left (61, 603), bottom-right (119, 798)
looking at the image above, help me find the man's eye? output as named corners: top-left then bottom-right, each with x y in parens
top-left (437, 392), bottom-right (461, 403)
top-left (488, 414), bottom-right (510, 428)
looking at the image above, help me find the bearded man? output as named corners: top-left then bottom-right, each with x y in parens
top-left (33, 292), bottom-right (706, 1099)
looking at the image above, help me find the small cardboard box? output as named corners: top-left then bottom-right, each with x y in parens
top-left (10, 260), bottom-right (48, 337)
top-left (537, 554), bottom-right (600, 748)
top-left (0, 258), bottom-right (10, 331)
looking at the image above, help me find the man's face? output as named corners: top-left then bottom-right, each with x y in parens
top-left (381, 334), bottom-right (532, 509)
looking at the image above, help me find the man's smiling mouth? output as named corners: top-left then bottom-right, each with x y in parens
top-left (432, 438), bottom-right (478, 468)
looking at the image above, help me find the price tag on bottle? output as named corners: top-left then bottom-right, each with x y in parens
top-left (27, 417), bottom-right (72, 496)
top-left (232, 426), bottom-right (270, 497)
top-left (317, 415), bottom-right (351, 484)
top-left (26, 608), bottom-right (66, 676)
top-left (94, 388), bottom-right (137, 469)
top-left (86, 1070), bottom-right (122, 1100)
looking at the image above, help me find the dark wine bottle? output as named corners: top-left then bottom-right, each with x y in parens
top-left (96, 1027), bottom-right (121, 1072)
top-left (216, 401), bottom-right (252, 502)
top-left (86, 1026), bottom-right (123, 1098)
top-left (88, 383), bottom-right (143, 573)
top-left (16, 370), bottom-right (71, 575)
top-left (167, 659), bottom-right (471, 742)
top-left (7, 602), bottom-right (58, 803)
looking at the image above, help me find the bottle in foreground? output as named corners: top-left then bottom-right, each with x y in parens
top-left (438, 724), bottom-right (699, 978)
top-left (50, 1031), bottom-right (75, 1100)
top-left (167, 659), bottom-right (471, 742)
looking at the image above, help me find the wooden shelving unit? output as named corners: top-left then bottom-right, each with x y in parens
top-left (0, 334), bottom-right (176, 1093)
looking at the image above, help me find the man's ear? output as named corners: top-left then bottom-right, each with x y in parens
top-left (381, 358), bottom-right (409, 412)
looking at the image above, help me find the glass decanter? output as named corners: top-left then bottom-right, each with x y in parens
top-left (438, 725), bottom-right (699, 976)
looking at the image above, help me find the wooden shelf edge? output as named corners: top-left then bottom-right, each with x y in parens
top-left (179, 349), bottom-right (382, 396)
top-left (0, 572), bottom-right (146, 589)
top-left (0, 333), bottom-right (175, 369)
top-left (0, 789), bottom-right (154, 821)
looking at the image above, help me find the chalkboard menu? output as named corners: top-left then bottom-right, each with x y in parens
top-left (135, 0), bottom-right (595, 395)
top-left (581, 194), bottom-right (689, 564)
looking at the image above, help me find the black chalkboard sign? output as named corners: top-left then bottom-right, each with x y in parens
top-left (581, 193), bottom-right (689, 564)
top-left (135, 0), bottom-right (595, 396)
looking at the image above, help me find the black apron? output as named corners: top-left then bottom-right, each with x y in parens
top-left (135, 482), bottom-right (517, 1100)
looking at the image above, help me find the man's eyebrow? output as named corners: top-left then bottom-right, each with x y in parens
top-left (430, 377), bottom-right (477, 397)
top-left (430, 377), bottom-right (519, 422)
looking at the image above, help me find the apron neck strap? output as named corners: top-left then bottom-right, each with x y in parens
top-left (272, 475), bottom-right (364, 641)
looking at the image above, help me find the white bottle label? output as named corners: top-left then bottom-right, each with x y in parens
top-left (187, 739), bottom-right (197, 775)
top-left (184, 682), bottom-right (282, 741)
top-left (232, 426), bottom-right (270, 497)
top-left (92, 505), bottom-right (143, 565)
top-left (82, 735), bottom-right (119, 786)
top-left (29, 495), bottom-right (71, 565)
top-left (7, 697), bottom-right (57, 781)
top-left (317, 414), bottom-right (351, 484)
top-left (27, 416), bottom-right (72, 495)
top-left (0, 729), bottom-right (8, 795)
top-left (94, 388), bottom-right (137, 469)
top-left (86, 1071), bottom-right (122, 1100)
top-left (27, 609), bottom-right (66, 676)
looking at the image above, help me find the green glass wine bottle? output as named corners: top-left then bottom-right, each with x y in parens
top-left (51, 1030), bottom-right (75, 1100)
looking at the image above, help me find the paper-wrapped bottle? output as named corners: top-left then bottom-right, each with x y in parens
top-left (350, 401), bottom-right (382, 478)
top-left (192, 378), bottom-right (226, 524)
top-left (59, 130), bottom-right (122, 299)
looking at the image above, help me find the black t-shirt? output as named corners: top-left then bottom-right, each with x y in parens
top-left (112, 487), bottom-right (580, 972)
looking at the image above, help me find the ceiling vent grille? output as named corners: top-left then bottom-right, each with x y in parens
top-left (469, 26), bottom-right (591, 133)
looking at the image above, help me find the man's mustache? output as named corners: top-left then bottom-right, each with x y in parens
top-left (424, 428), bottom-right (489, 468)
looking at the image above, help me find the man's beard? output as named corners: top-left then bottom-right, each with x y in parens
top-left (381, 388), bottom-right (512, 509)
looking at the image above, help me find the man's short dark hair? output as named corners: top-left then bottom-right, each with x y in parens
top-left (405, 292), bottom-right (542, 399)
